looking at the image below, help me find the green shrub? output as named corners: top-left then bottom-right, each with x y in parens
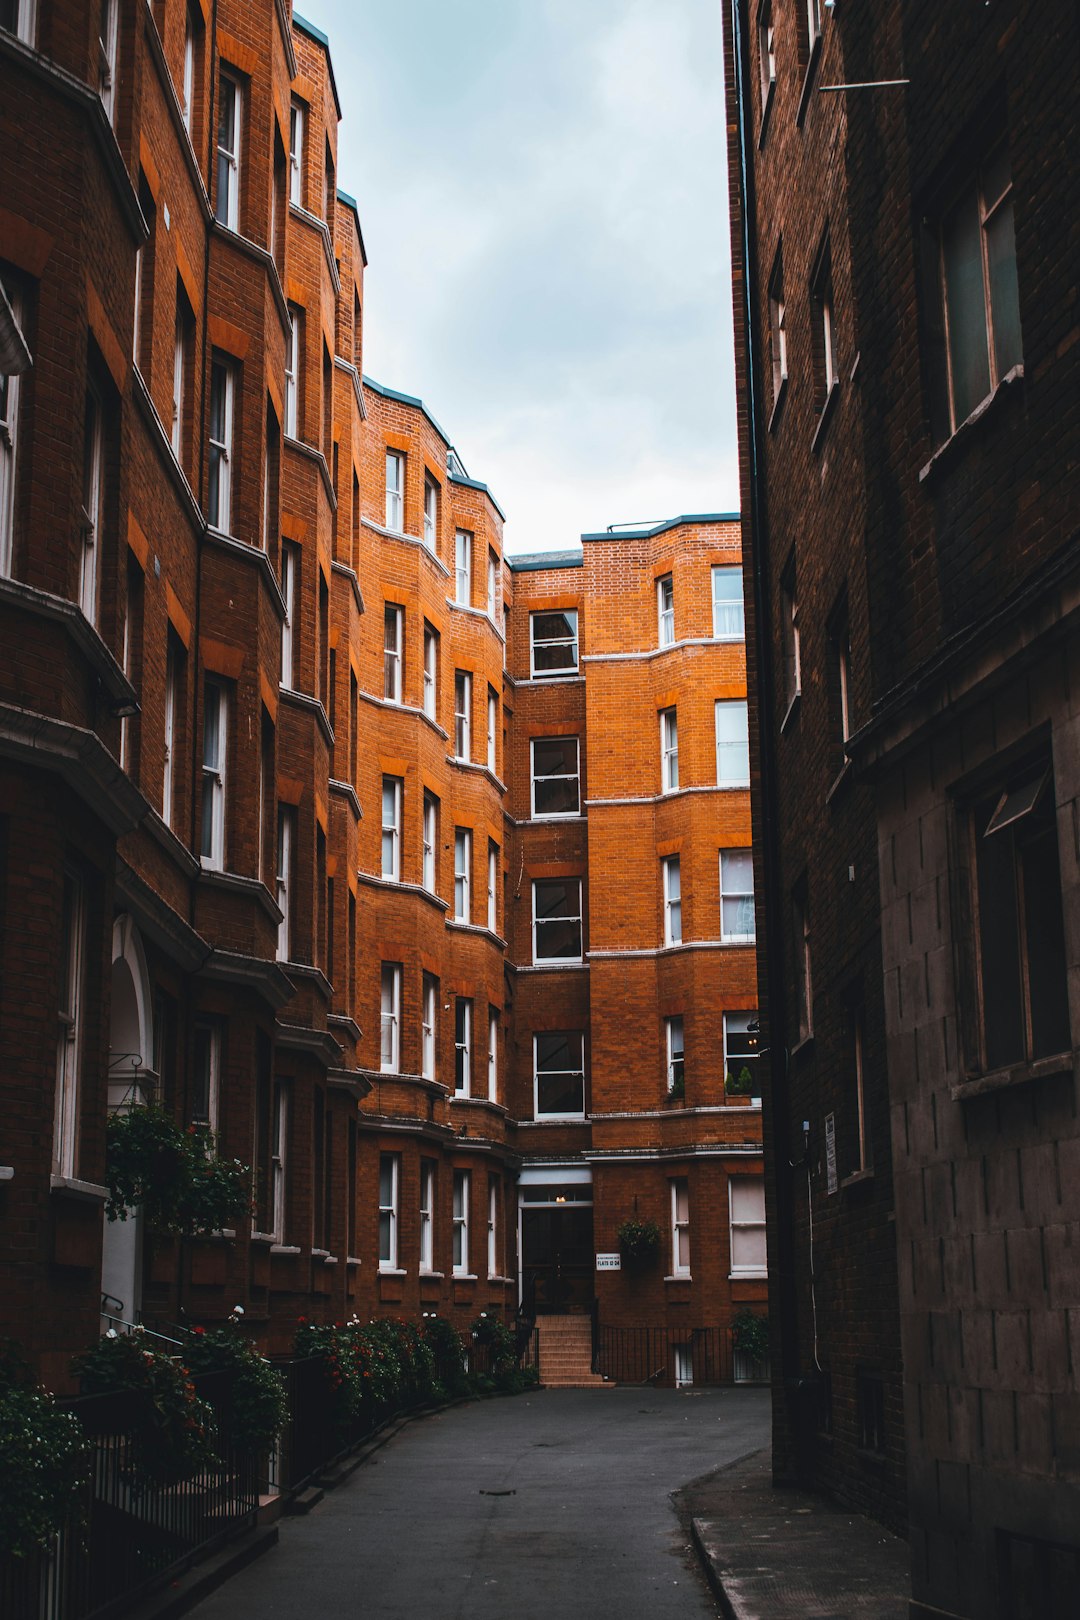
top-left (0, 1343), bottom-right (90, 1558)
top-left (183, 1313), bottom-right (287, 1455)
top-left (72, 1328), bottom-right (217, 1485)
top-left (105, 1104), bottom-right (252, 1236)
top-left (731, 1309), bottom-right (769, 1365)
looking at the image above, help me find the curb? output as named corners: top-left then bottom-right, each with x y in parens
top-left (123, 1525), bottom-right (279, 1620)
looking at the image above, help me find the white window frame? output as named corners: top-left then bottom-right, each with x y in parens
top-left (80, 382), bottom-right (104, 625)
top-left (663, 856), bottom-right (682, 946)
top-left (280, 540), bottom-right (298, 689)
top-left (724, 1011), bottom-right (760, 1094)
top-left (423, 475), bottom-right (438, 551)
top-left (452, 1169), bottom-right (470, 1275)
top-left (660, 707), bottom-right (679, 793)
top-left (715, 699), bottom-right (751, 788)
top-left (378, 1153), bottom-right (399, 1271)
top-left (380, 963), bottom-right (401, 1072)
top-left (383, 604), bottom-right (403, 702)
top-left (530, 609), bottom-right (579, 678)
top-left (162, 641), bottom-right (178, 827)
top-left (276, 804), bottom-right (294, 961)
top-left (665, 1015), bottom-right (684, 1094)
top-left (532, 877), bottom-right (583, 964)
top-left (454, 528), bottom-right (472, 603)
top-left (191, 1020), bottom-right (221, 1130)
top-left (758, 1), bottom-right (776, 110)
top-left (422, 973), bottom-right (437, 1081)
top-left (269, 1078), bottom-right (287, 1242)
top-left (182, 7), bottom-right (195, 136)
top-left (381, 775), bottom-right (402, 881)
top-left (422, 792), bottom-right (437, 891)
top-left (422, 624), bottom-right (437, 719)
top-left (720, 849), bottom-right (756, 943)
top-left (781, 568), bottom-right (801, 710)
top-left (454, 826), bottom-right (472, 922)
top-left (487, 842), bottom-right (498, 932)
top-left (53, 868), bottom-right (86, 1178)
top-left (805, 0), bottom-right (822, 52)
top-left (207, 355), bottom-right (234, 534)
top-left (385, 449), bottom-right (404, 531)
top-left (454, 670), bottom-right (471, 760)
top-left (712, 566), bottom-right (745, 641)
top-left (671, 1179), bottom-right (691, 1277)
top-left (487, 550), bottom-right (498, 619)
top-left (0, 281), bottom-right (24, 578)
top-left (487, 1008), bottom-right (498, 1102)
top-left (284, 306), bottom-right (299, 438)
top-left (533, 1031), bottom-right (586, 1120)
top-left (487, 1177), bottom-right (498, 1278)
top-left (215, 69), bottom-right (241, 231)
top-left (419, 1160), bottom-right (435, 1272)
top-left (657, 573), bottom-right (674, 647)
top-left (201, 680), bottom-right (227, 870)
top-left (288, 99), bottom-right (305, 207)
top-left (454, 997), bottom-right (472, 1096)
top-left (486, 688), bottom-right (498, 774)
top-left (729, 1177), bottom-right (768, 1278)
top-left (98, 0), bottom-right (119, 124)
top-left (3, 0), bottom-right (37, 46)
top-left (171, 311), bottom-right (185, 458)
top-left (530, 736), bottom-right (579, 819)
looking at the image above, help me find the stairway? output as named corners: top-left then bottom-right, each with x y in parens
top-left (536, 1314), bottom-right (614, 1388)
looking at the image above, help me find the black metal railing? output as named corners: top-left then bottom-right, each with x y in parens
top-left (595, 1325), bottom-right (733, 1387)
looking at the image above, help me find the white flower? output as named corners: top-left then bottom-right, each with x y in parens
top-left (105, 1328), bottom-right (118, 1339)
top-left (232, 1305), bottom-right (244, 1316)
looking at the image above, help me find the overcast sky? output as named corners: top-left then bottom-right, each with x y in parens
top-left (310, 1), bottom-right (738, 554)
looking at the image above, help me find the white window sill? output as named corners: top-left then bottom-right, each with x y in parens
top-left (0, 1168), bottom-right (13, 1182)
top-left (420, 1269), bottom-right (444, 1280)
top-left (311, 1249), bottom-right (338, 1265)
top-left (346, 1256), bottom-right (363, 1267)
top-left (453, 1272), bottom-right (478, 1281)
top-left (487, 1274), bottom-right (513, 1285)
top-left (665, 1273), bottom-right (692, 1283)
top-left (50, 1176), bottom-right (109, 1202)
top-left (271, 1243), bottom-right (302, 1256)
top-left (729, 1271), bottom-right (768, 1282)
top-left (919, 364), bottom-right (1025, 483)
top-left (379, 1266), bottom-right (407, 1277)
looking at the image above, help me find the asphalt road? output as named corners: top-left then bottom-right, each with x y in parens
top-left (190, 1386), bottom-right (770, 1620)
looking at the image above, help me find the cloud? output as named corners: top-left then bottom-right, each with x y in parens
top-left (316, 0), bottom-right (738, 551)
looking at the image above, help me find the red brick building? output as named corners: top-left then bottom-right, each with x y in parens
top-left (723, 0), bottom-right (1080, 1611)
top-left (0, 1), bottom-right (763, 1392)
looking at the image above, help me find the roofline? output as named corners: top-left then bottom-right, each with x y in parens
top-left (507, 549), bottom-right (584, 573)
top-left (579, 512), bottom-right (741, 543)
top-left (363, 377), bottom-right (505, 520)
top-left (335, 188), bottom-right (368, 267)
top-left (292, 13), bottom-right (343, 119)
top-left (448, 471), bottom-right (506, 523)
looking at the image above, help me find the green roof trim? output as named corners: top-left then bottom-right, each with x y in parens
top-left (447, 471), bottom-right (506, 522)
top-left (362, 376), bottom-right (505, 519)
top-left (579, 512), bottom-right (740, 543)
top-left (292, 13), bottom-right (342, 118)
top-left (507, 549), bottom-right (584, 573)
top-left (335, 189), bottom-right (368, 266)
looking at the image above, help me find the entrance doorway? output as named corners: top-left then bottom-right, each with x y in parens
top-left (519, 1177), bottom-right (594, 1315)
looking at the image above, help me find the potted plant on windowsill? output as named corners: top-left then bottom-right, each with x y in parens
top-left (616, 1217), bottom-right (661, 1268)
top-left (725, 1066), bottom-right (755, 1106)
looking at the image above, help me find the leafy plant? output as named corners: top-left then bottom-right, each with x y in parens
top-left (0, 1342), bottom-right (90, 1557)
top-left (725, 1065), bottom-right (756, 1097)
top-left (667, 1072), bottom-right (685, 1101)
top-left (616, 1217), bottom-right (661, 1263)
top-left (470, 1312), bottom-right (517, 1371)
top-left (731, 1309), bottom-right (769, 1366)
top-left (105, 1103), bottom-right (252, 1235)
top-left (183, 1314), bottom-right (287, 1455)
top-left (72, 1328), bottom-right (217, 1486)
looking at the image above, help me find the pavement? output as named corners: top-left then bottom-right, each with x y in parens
top-left (677, 1445), bottom-right (911, 1619)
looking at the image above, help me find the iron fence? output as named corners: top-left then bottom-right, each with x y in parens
top-left (595, 1325), bottom-right (734, 1387)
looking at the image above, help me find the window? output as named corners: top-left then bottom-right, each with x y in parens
top-left (487, 1176), bottom-right (499, 1277)
top-left (758, 1), bottom-right (776, 115)
top-left (720, 849), bottom-right (755, 942)
top-left (487, 841), bottom-right (498, 932)
top-left (215, 69), bottom-right (241, 230)
top-left (530, 609), bottom-right (578, 678)
top-left (454, 670), bottom-right (471, 759)
top-left (288, 99), bottom-right (305, 207)
top-left (729, 1178), bottom-right (767, 1276)
top-left (804, 0), bottom-right (822, 55)
top-left (276, 805), bottom-right (293, 961)
top-left (452, 1170), bottom-right (470, 1275)
top-left (454, 827), bottom-right (471, 921)
top-left (665, 1015), bottom-right (684, 1095)
top-left (423, 475), bottom-right (438, 551)
top-left (486, 687), bottom-right (498, 773)
top-left (657, 574), bottom-right (674, 647)
top-left (715, 700), bottom-right (750, 787)
top-left (162, 636), bottom-right (180, 827)
top-left (280, 540), bottom-right (298, 688)
top-left (849, 1008), bottom-right (872, 1175)
top-left (793, 879), bottom-right (812, 1041)
top-left (487, 1007), bottom-right (498, 1101)
top-left (422, 973), bottom-right (437, 1080)
top-left (454, 998), bottom-right (471, 1095)
top-left (2, 0), bottom-right (36, 46)
top-left (662, 856), bottom-right (682, 946)
top-left (383, 604), bottom-right (403, 701)
top-left (712, 566), bottom-right (744, 640)
top-left (671, 1179), bottom-right (690, 1276)
top-left (934, 143), bottom-right (1022, 435)
top-left (284, 305), bottom-right (299, 437)
top-left (419, 1161), bottom-right (435, 1271)
top-left (534, 1031), bottom-right (585, 1119)
top-left (767, 247), bottom-right (787, 409)
top-left (381, 775), bottom-right (402, 881)
top-left (268, 1077), bottom-right (287, 1240)
top-left (379, 1154), bottom-right (399, 1270)
top-left (828, 598), bottom-right (852, 752)
top-left (182, 7), bottom-right (197, 138)
top-left (385, 449), bottom-right (403, 530)
top-left (660, 708), bottom-right (679, 793)
top-left (533, 878), bottom-right (582, 962)
top-left (98, 0), bottom-right (119, 123)
top-left (780, 554), bottom-right (801, 714)
top-left (201, 680), bottom-right (227, 869)
top-left (530, 737), bottom-right (579, 817)
top-left (964, 760), bottom-right (1070, 1073)
top-left (422, 623), bottom-right (437, 719)
top-left (80, 382), bottom-right (104, 624)
top-left (422, 792), bottom-right (437, 891)
top-left (53, 869), bottom-right (86, 1178)
top-left (207, 355), bottom-right (234, 533)
top-left (191, 1020), bottom-right (221, 1129)
top-left (724, 1011), bottom-right (761, 1093)
top-left (487, 550), bottom-right (498, 618)
top-left (454, 528), bottom-right (471, 602)
top-left (170, 299), bottom-right (188, 461)
top-left (0, 279), bottom-right (25, 577)
top-left (810, 235), bottom-right (838, 410)
top-left (380, 964), bottom-right (401, 1072)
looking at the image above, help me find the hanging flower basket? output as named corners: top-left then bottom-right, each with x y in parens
top-left (616, 1217), bottom-right (661, 1266)
top-left (105, 1103), bottom-right (252, 1236)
